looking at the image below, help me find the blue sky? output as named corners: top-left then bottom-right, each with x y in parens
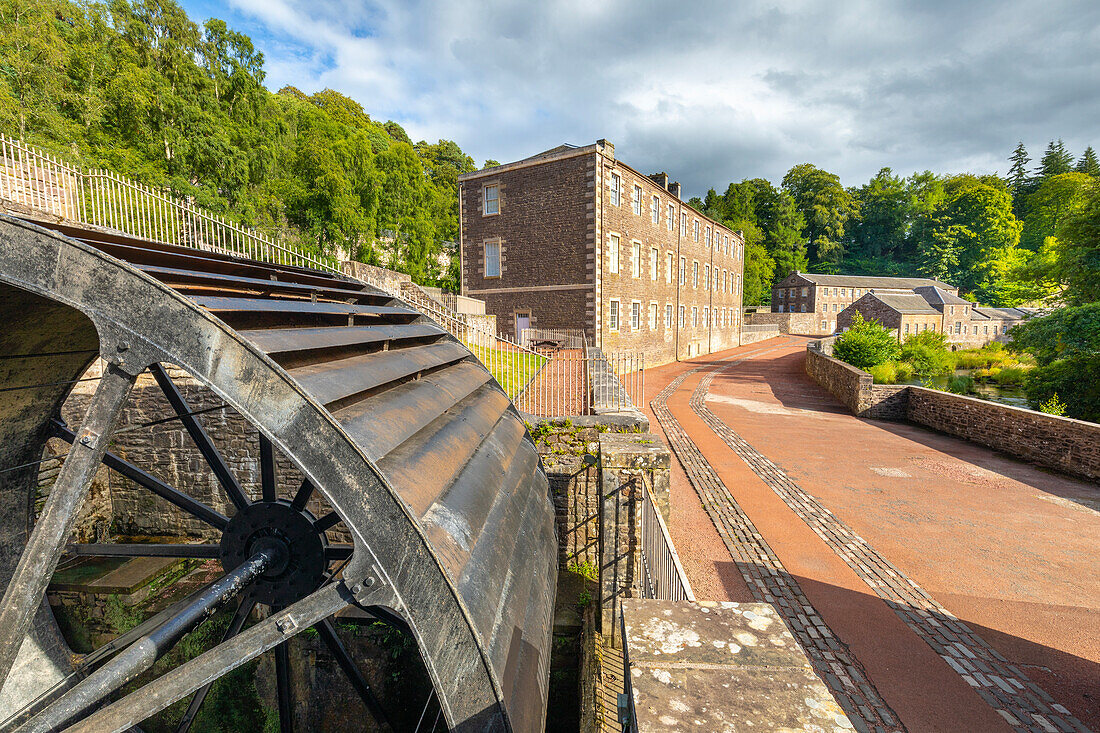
top-left (179, 0), bottom-right (1100, 199)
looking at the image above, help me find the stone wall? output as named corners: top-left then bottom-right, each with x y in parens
top-left (746, 311), bottom-right (824, 335)
top-left (804, 345), bottom-right (1100, 481)
top-left (804, 346), bottom-right (909, 420)
top-left (740, 324), bottom-right (781, 346)
top-left (907, 387), bottom-right (1100, 481)
top-left (340, 260), bottom-right (411, 295)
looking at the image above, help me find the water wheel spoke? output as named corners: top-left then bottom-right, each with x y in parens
top-left (274, 639), bottom-right (293, 733)
top-left (315, 618), bottom-right (393, 730)
top-left (66, 543), bottom-right (221, 559)
top-left (51, 419), bottom-right (229, 530)
top-left (259, 435), bottom-right (277, 503)
top-left (289, 479), bottom-right (314, 511)
top-left (313, 512), bottom-right (341, 533)
top-left (62, 583), bottom-right (350, 733)
top-left (0, 364), bottom-right (137, 688)
top-left (150, 363), bottom-right (250, 511)
top-left (324, 545), bottom-right (352, 562)
top-left (175, 600), bottom-right (255, 733)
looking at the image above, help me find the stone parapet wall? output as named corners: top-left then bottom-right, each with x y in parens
top-left (746, 311), bottom-right (825, 335)
top-left (740, 325), bottom-right (781, 346)
top-left (804, 345), bottom-right (1100, 481)
top-left (340, 260), bottom-right (410, 295)
top-left (907, 387), bottom-right (1100, 481)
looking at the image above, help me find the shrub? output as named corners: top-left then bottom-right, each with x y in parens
top-left (900, 330), bottom-right (953, 377)
top-left (832, 313), bottom-right (900, 371)
top-left (1038, 393), bottom-right (1067, 416)
top-left (993, 366), bottom-right (1027, 386)
top-left (946, 375), bottom-right (974, 395)
top-left (868, 362), bottom-right (897, 384)
top-left (894, 361), bottom-right (915, 382)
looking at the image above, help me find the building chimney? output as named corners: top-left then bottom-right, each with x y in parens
top-left (668, 181), bottom-right (681, 199)
top-left (596, 139), bottom-right (615, 159)
top-left (648, 172), bottom-right (670, 189)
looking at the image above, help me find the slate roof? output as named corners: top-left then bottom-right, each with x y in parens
top-left (793, 273), bottom-right (955, 291)
top-left (869, 293), bottom-right (942, 315)
top-left (975, 306), bottom-right (1030, 320)
top-left (913, 285), bottom-right (971, 306)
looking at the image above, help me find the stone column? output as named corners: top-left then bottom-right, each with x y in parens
top-left (597, 432), bottom-right (671, 645)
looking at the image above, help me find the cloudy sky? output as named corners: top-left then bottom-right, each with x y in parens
top-left (180, 0), bottom-right (1100, 199)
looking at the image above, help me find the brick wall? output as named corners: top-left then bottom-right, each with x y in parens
top-left (804, 347), bottom-right (1100, 480)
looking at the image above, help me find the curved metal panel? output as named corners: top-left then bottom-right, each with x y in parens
top-left (0, 216), bottom-right (556, 732)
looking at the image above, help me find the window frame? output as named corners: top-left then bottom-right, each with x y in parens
top-left (650, 247), bottom-right (659, 281)
top-left (633, 183), bottom-right (643, 215)
top-left (665, 304), bottom-right (673, 329)
top-left (667, 203), bottom-right (675, 231)
top-left (651, 195), bottom-right (660, 224)
top-left (608, 298), bottom-right (620, 331)
top-left (631, 300), bottom-right (641, 330)
top-left (631, 240), bottom-right (642, 279)
top-left (484, 239), bottom-right (502, 278)
top-left (610, 172), bottom-right (621, 207)
top-left (607, 233), bottom-right (620, 274)
top-left (482, 183), bottom-right (500, 216)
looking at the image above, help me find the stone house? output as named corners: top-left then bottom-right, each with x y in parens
top-left (837, 293), bottom-right (944, 339)
top-left (838, 287), bottom-right (1030, 347)
top-left (772, 272), bottom-right (957, 334)
top-left (457, 140), bottom-right (745, 366)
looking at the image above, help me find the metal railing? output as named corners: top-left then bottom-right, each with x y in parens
top-left (0, 132), bottom-right (338, 273)
top-left (519, 327), bottom-right (586, 349)
top-left (637, 475), bottom-right (694, 602)
top-left (587, 349), bottom-right (645, 413)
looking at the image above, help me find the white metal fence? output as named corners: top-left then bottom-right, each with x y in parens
top-left (588, 350), bottom-right (645, 413)
top-left (519, 327), bottom-right (587, 350)
top-left (0, 132), bottom-right (646, 417)
top-left (637, 475), bottom-right (694, 602)
top-left (0, 132), bottom-right (337, 273)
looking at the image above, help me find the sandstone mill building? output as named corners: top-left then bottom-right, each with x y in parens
top-left (457, 140), bottom-right (745, 366)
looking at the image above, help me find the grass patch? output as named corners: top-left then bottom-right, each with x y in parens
top-left (465, 344), bottom-right (548, 397)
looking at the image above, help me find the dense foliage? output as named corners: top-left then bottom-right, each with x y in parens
top-left (831, 313), bottom-right (900, 371)
top-left (1009, 304), bottom-right (1100, 422)
top-left (691, 141), bottom-right (1098, 308)
top-left (0, 0), bottom-right (475, 287)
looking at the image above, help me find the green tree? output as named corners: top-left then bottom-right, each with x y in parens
top-left (915, 176), bottom-right (1022, 304)
top-left (832, 312), bottom-right (900, 370)
top-left (851, 167), bottom-right (909, 260)
top-left (1076, 146), bottom-right (1099, 177)
top-left (1007, 141), bottom-right (1033, 218)
top-left (1038, 138), bottom-right (1074, 180)
top-left (781, 163), bottom-right (859, 266)
top-left (1055, 181), bottom-right (1100, 305)
top-left (1010, 304), bottom-right (1100, 422)
top-left (1020, 172), bottom-right (1093, 251)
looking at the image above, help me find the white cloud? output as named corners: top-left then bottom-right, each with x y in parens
top-left (213, 0), bottom-right (1100, 195)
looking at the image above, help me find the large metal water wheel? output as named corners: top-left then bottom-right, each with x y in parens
top-left (0, 216), bottom-right (556, 732)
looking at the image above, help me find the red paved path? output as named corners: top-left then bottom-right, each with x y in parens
top-left (643, 337), bottom-right (1099, 732)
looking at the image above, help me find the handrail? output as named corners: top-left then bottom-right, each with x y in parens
top-left (638, 474), bottom-right (694, 602)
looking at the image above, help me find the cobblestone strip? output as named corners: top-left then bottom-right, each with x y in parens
top-left (650, 344), bottom-right (904, 733)
top-left (693, 363), bottom-right (1090, 733)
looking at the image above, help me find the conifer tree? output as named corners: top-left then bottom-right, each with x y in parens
top-left (1039, 139), bottom-right (1074, 179)
top-left (1076, 146), bottom-right (1099, 177)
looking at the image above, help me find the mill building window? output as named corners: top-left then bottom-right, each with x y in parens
top-left (631, 241), bottom-right (642, 278)
top-left (667, 203), bottom-right (675, 230)
top-left (666, 251), bottom-right (674, 284)
top-left (692, 307), bottom-right (698, 327)
top-left (692, 261), bottom-right (699, 288)
top-left (678, 305), bottom-right (685, 327)
top-left (681, 212), bottom-right (688, 232)
top-left (631, 301), bottom-right (641, 330)
top-left (483, 184), bottom-right (499, 216)
top-left (608, 299), bottom-right (620, 331)
top-left (633, 184), bottom-right (642, 215)
top-left (651, 195), bottom-right (660, 224)
top-left (665, 304), bottom-right (673, 328)
top-left (649, 302), bottom-right (658, 329)
top-left (650, 247), bottom-right (659, 280)
top-left (693, 220), bottom-right (699, 242)
top-left (484, 240), bottom-right (501, 278)
top-left (679, 257), bottom-right (686, 285)
top-left (608, 234), bottom-right (620, 274)
top-left (610, 173), bottom-right (621, 206)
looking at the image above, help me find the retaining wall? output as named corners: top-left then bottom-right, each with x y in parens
top-left (746, 311), bottom-right (825, 335)
top-left (740, 324), bottom-right (782, 346)
top-left (804, 345), bottom-right (1100, 481)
